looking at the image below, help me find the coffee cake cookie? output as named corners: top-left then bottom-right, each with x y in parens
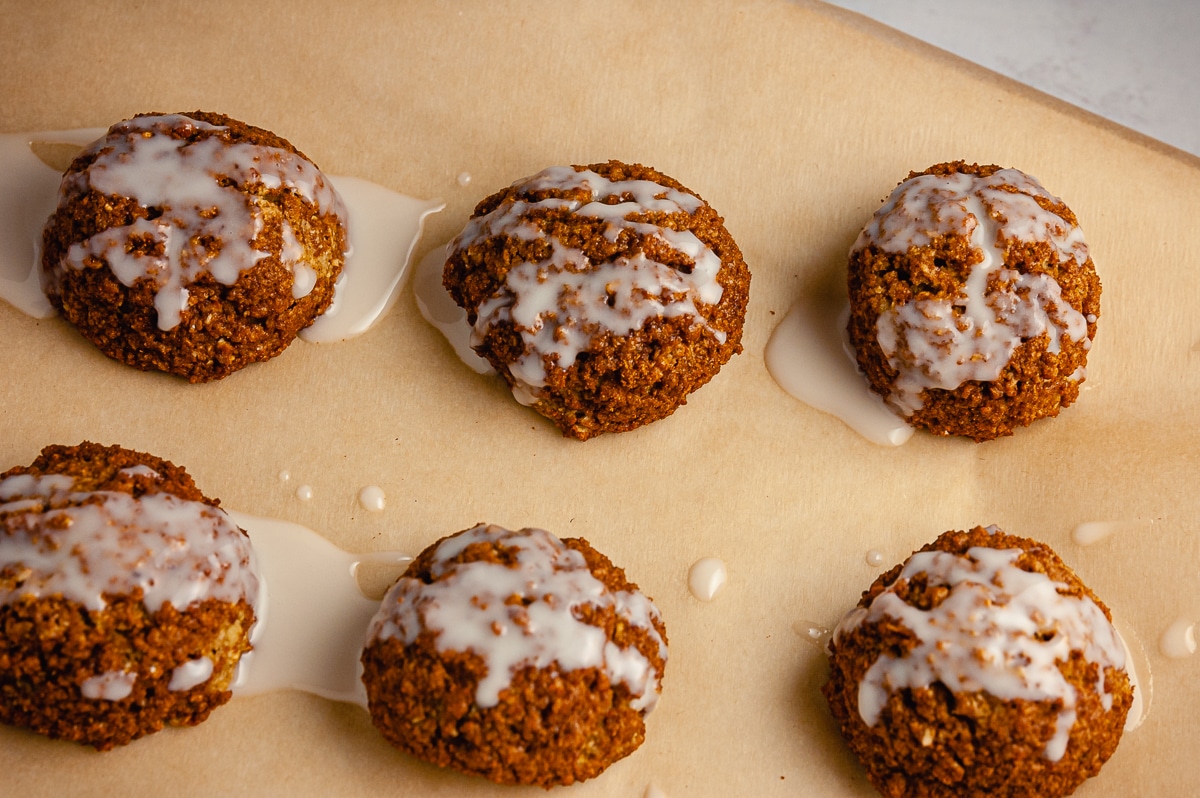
top-left (41, 111), bottom-right (348, 381)
top-left (824, 526), bottom-right (1131, 797)
top-left (444, 161), bottom-right (749, 439)
top-left (847, 162), bottom-right (1100, 440)
top-left (361, 523), bottom-right (667, 787)
top-left (0, 442), bottom-right (260, 749)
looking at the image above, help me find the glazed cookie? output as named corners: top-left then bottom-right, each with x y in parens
top-left (847, 162), bottom-right (1100, 441)
top-left (444, 160), bottom-right (750, 439)
top-left (361, 523), bottom-right (667, 787)
top-left (824, 526), bottom-right (1131, 797)
top-left (41, 111), bottom-right (348, 381)
top-left (0, 442), bottom-right (260, 749)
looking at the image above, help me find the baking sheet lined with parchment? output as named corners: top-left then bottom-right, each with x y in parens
top-left (2, 1), bottom-right (1198, 795)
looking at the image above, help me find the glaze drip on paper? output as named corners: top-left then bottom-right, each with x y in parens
top-left (687, 557), bottom-right (728, 602)
top-left (413, 242), bottom-right (495, 374)
top-left (1159, 617), bottom-right (1197, 659)
top-left (764, 296), bottom-right (913, 446)
top-left (226, 511), bottom-right (412, 706)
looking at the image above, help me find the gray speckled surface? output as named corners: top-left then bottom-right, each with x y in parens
top-left (824, 0), bottom-right (1200, 158)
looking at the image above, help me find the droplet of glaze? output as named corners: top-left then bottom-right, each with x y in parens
top-left (1159, 617), bottom-right (1197, 659)
top-left (296, 485), bottom-right (314, 502)
top-left (456, 172), bottom-right (472, 187)
top-left (687, 557), bottom-right (727, 602)
top-left (865, 549), bottom-right (885, 567)
top-left (1072, 519), bottom-right (1152, 546)
top-left (277, 470), bottom-right (291, 483)
top-left (792, 620), bottom-right (831, 648)
top-left (644, 785), bottom-right (668, 798)
top-left (358, 485), bottom-right (386, 513)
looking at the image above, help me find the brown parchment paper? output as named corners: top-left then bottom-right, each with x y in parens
top-left (2, 1), bottom-right (1198, 795)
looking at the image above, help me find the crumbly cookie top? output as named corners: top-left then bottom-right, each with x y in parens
top-left (0, 469), bottom-right (260, 613)
top-left (833, 532), bottom-right (1126, 762)
top-left (44, 113), bottom-right (347, 331)
top-left (855, 167), bottom-right (1091, 414)
top-left (450, 165), bottom-right (726, 395)
top-left (367, 523), bottom-right (667, 711)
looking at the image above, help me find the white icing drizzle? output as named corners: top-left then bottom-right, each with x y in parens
top-left (80, 670), bottom-right (137, 701)
top-left (449, 166), bottom-right (725, 399)
top-left (687, 557), bottom-right (728, 602)
top-left (366, 524), bottom-right (667, 712)
top-left (42, 114), bottom-right (348, 332)
top-left (856, 169), bottom-right (1091, 415)
top-left (168, 656), bottom-right (215, 691)
top-left (280, 219), bottom-right (316, 299)
top-left (0, 473), bottom-right (260, 614)
top-left (118, 464), bottom-right (159, 479)
top-left (833, 543), bottom-right (1126, 762)
top-left (0, 128), bottom-right (442, 344)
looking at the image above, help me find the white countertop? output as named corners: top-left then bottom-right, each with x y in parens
top-left (824, 0), bottom-right (1200, 159)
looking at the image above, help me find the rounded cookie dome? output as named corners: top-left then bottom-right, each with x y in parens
top-left (847, 162), bottom-right (1100, 441)
top-left (0, 442), bottom-right (260, 749)
top-left (823, 526), bottom-right (1131, 797)
top-left (360, 523), bottom-right (667, 787)
top-left (444, 160), bottom-right (750, 439)
top-left (41, 111), bottom-right (348, 382)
